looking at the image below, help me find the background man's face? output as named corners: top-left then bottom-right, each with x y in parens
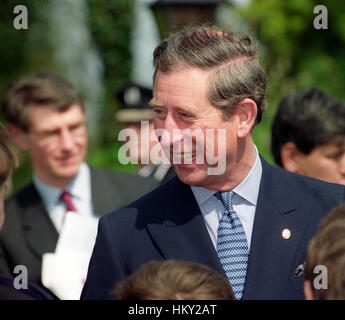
top-left (295, 142), bottom-right (345, 185)
top-left (152, 68), bottom-right (238, 189)
top-left (124, 121), bottom-right (161, 166)
top-left (24, 104), bottom-right (88, 187)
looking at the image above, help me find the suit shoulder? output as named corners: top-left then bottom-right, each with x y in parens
top-left (89, 166), bottom-right (160, 210)
top-left (265, 161), bottom-right (345, 206)
top-left (5, 183), bottom-right (39, 209)
top-left (282, 165), bottom-right (343, 194)
top-left (102, 177), bottom-right (182, 223)
top-left (126, 176), bottom-right (182, 207)
top-left (90, 166), bottom-right (157, 187)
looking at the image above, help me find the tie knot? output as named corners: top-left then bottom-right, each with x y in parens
top-left (217, 191), bottom-right (234, 212)
top-left (60, 191), bottom-right (77, 212)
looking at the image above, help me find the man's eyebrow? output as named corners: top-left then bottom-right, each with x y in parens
top-left (149, 99), bottom-right (162, 108)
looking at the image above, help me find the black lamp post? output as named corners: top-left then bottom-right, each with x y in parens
top-left (150, 0), bottom-right (220, 39)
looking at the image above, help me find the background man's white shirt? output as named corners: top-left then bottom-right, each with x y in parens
top-left (33, 162), bottom-right (94, 233)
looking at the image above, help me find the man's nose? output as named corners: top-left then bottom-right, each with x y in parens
top-left (156, 114), bottom-right (181, 148)
top-left (60, 129), bottom-right (74, 150)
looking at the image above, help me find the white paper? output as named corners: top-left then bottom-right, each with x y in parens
top-left (41, 213), bottom-right (98, 300)
top-left (56, 213), bottom-right (98, 253)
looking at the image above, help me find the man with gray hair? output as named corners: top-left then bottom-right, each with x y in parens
top-left (82, 25), bottom-right (345, 300)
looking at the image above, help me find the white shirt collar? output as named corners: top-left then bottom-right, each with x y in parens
top-left (191, 146), bottom-right (262, 206)
top-left (68, 162), bottom-right (92, 201)
top-left (33, 162), bottom-right (91, 211)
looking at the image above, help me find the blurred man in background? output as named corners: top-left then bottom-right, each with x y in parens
top-left (0, 73), bottom-right (157, 298)
top-left (271, 88), bottom-right (345, 185)
top-left (116, 82), bottom-right (175, 185)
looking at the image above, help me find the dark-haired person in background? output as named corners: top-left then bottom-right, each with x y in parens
top-left (0, 73), bottom-right (157, 297)
top-left (271, 88), bottom-right (345, 185)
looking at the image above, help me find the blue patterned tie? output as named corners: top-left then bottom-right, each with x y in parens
top-left (216, 191), bottom-right (249, 300)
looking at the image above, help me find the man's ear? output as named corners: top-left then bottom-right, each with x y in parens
top-left (304, 280), bottom-right (315, 300)
top-left (280, 142), bottom-right (302, 173)
top-left (7, 124), bottom-right (30, 151)
top-left (235, 98), bottom-right (257, 138)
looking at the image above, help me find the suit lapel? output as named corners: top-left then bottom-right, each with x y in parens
top-left (22, 185), bottom-right (59, 259)
top-left (147, 160), bottom-right (311, 299)
top-left (147, 179), bottom-right (225, 276)
top-left (243, 159), bottom-right (311, 299)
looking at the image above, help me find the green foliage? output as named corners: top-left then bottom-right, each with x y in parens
top-left (86, 0), bottom-right (135, 145)
top-left (234, 0), bottom-right (345, 164)
top-left (0, 0), bottom-right (34, 96)
top-left (85, 0), bottom-right (137, 175)
top-left (2, 0), bottom-right (345, 192)
top-left (1, 0), bottom-right (136, 194)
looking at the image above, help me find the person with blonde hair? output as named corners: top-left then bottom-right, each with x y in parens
top-left (0, 123), bottom-right (52, 299)
top-left (0, 123), bottom-right (17, 230)
top-left (304, 205), bottom-right (345, 300)
top-left (115, 260), bottom-right (234, 300)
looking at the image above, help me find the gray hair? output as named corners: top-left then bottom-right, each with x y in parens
top-left (153, 25), bottom-right (267, 127)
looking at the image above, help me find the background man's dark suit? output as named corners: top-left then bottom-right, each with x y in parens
top-left (0, 165), bottom-right (158, 288)
top-left (81, 158), bottom-right (345, 300)
top-left (139, 164), bottom-right (175, 186)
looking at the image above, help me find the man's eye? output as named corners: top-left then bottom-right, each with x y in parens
top-left (178, 112), bottom-right (193, 119)
top-left (43, 131), bottom-right (59, 138)
top-left (325, 150), bottom-right (343, 160)
top-left (153, 109), bottom-right (166, 117)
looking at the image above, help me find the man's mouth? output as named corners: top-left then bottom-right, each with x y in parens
top-left (57, 154), bottom-right (77, 163)
top-left (171, 152), bottom-right (196, 163)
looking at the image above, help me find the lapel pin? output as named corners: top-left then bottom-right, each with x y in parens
top-left (295, 262), bottom-right (306, 277)
top-left (282, 228), bottom-right (291, 240)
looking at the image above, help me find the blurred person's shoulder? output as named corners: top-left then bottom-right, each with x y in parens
top-left (101, 176), bottom-right (185, 225)
top-left (263, 158), bottom-right (345, 210)
top-left (4, 182), bottom-right (40, 213)
top-left (89, 165), bottom-right (160, 205)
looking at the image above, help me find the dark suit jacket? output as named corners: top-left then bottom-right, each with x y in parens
top-left (0, 274), bottom-right (54, 300)
top-left (81, 158), bottom-right (345, 300)
top-left (159, 166), bottom-right (176, 185)
top-left (148, 164), bottom-right (176, 185)
top-left (0, 166), bottom-right (158, 289)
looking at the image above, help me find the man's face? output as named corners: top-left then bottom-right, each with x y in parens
top-left (295, 142), bottom-right (345, 185)
top-left (124, 121), bottom-right (161, 166)
top-left (19, 104), bottom-right (88, 187)
top-left (152, 68), bottom-right (239, 189)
